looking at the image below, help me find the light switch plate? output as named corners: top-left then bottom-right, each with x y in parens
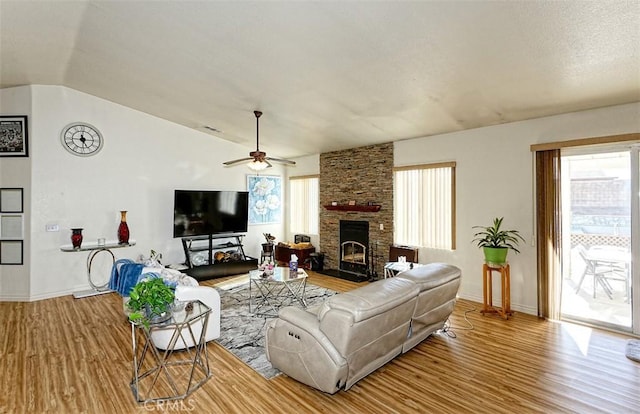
top-left (46, 224), bottom-right (59, 232)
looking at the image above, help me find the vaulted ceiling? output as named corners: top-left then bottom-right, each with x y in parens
top-left (1, 1), bottom-right (639, 159)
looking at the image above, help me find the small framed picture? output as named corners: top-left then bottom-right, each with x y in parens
top-left (0, 214), bottom-right (23, 239)
top-left (0, 240), bottom-right (23, 265)
top-left (0, 116), bottom-right (29, 157)
top-left (0, 188), bottom-right (23, 213)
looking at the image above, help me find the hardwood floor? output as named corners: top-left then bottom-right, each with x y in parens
top-left (1, 271), bottom-right (639, 413)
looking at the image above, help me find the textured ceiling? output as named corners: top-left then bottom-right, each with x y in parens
top-left (1, 1), bottom-right (639, 159)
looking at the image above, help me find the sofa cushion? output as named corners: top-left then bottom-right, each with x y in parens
top-left (395, 262), bottom-right (461, 291)
top-left (317, 277), bottom-right (419, 323)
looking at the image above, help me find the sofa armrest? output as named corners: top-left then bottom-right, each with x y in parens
top-left (266, 306), bottom-right (348, 394)
top-left (175, 285), bottom-right (220, 340)
top-left (276, 306), bottom-right (346, 367)
top-left (150, 285), bottom-right (221, 350)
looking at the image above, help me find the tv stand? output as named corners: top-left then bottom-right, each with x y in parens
top-left (181, 234), bottom-right (258, 281)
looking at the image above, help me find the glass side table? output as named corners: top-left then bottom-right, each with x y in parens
top-left (60, 239), bottom-right (136, 298)
top-left (130, 300), bottom-right (212, 403)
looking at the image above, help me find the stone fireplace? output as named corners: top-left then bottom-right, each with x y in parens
top-left (319, 143), bottom-right (394, 280)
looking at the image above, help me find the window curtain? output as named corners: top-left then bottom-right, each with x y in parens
top-left (535, 149), bottom-right (562, 319)
top-left (394, 163), bottom-right (455, 250)
top-left (289, 176), bottom-right (319, 234)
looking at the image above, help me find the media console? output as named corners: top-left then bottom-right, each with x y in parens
top-left (181, 233), bottom-right (257, 281)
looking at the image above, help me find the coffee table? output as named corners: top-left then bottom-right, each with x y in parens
top-left (249, 267), bottom-right (308, 317)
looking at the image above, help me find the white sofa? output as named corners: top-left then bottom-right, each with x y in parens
top-left (265, 263), bottom-right (461, 393)
top-left (113, 261), bottom-right (221, 350)
top-left (150, 284), bottom-right (221, 350)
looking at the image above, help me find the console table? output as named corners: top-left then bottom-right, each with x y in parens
top-left (274, 245), bottom-right (315, 269)
top-left (61, 240), bottom-right (136, 299)
top-left (181, 233), bottom-right (258, 280)
top-left (130, 300), bottom-right (211, 403)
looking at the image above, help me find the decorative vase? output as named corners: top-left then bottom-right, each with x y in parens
top-left (145, 304), bottom-right (172, 325)
top-left (71, 228), bottom-right (83, 249)
top-left (117, 210), bottom-right (130, 244)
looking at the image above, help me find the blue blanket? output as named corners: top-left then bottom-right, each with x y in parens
top-left (109, 259), bottom-right (145, 296)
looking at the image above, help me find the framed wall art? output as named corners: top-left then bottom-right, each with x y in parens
top-left (0, 115), bottom-right (29, 157)
top-left (247, 175), bottom-right (282, 225)
top-left (0, 214), bottom-right (23, 239)
top-left (0, 188), bottom-right (23, 213)
top-left (0, 187), bottom-right (25, 265)
top-left (0, 240), bottom-right (23, 265)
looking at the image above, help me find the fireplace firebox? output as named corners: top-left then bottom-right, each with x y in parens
top-left (339, 220), bottom-right (369, 276)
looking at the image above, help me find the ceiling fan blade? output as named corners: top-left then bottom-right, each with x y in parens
top-left (224, 111), bottom-right (292, 169)
top-left (266, 157), bottom-right (296, 166)
top-left (223, 157), bottom-right (253, 166)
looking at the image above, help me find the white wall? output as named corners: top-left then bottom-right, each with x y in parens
top-left (2, 85), bottom-right (285, 301)
top-left (0, 86), bottom-right (32, 299)
top-left (292, 102), bottom-right (640, 315)
top-left (398, 102), bottom-right (640, 314)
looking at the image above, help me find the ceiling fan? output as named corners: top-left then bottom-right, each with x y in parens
top-left (223, 110), bottom-right (296, 171)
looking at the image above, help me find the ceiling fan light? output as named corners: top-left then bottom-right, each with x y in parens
top-left (224, 110), bottom-right (294, 169)
top-left (247, 159), bottom-right (270, 171)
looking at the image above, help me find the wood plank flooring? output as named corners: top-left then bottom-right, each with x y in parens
top-left (1, 271), bottom-right (639, 413)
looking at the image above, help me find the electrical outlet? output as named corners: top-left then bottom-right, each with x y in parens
top-left (379, 223), bottom-right (384, 230)
top-left (45, 224), bottom-right (59, 232)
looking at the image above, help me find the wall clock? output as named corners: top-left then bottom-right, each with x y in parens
top-left (60, 122), bottom-right (103, 157)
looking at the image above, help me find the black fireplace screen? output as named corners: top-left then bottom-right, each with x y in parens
top-left (339, 220), bottom-right (369, 275)
top-left (341, 241), bottom-right (366, 264)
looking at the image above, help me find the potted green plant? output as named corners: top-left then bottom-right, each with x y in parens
top-left (472, 217), bottom-right (525, 264)
top-left (126, 277), bottom-right (175, 328)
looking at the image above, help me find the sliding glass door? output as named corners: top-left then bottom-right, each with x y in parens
top-left (560, 147), bottom-right (637, 333)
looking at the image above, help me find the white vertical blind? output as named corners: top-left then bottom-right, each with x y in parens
top-left (394, 163), bottom-right (455, 250)
top-left (289, 176), bottom-right (319, 234)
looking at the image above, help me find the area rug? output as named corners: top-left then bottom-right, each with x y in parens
top-left (215, 279), bottom-right (337, 379)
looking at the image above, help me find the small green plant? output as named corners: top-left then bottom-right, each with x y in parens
top-left (127, 277), bottom-right (175, 328)
top-left (472, 217), bottom-right (525, 252)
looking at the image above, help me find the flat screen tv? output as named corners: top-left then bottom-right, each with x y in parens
top-left (173, 190), bottom-right (249, 237)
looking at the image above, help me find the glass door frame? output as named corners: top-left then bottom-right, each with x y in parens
top-left (631, 146), bottom-right (639, 334)
top-left (559, 144), bottom-right (637, 335)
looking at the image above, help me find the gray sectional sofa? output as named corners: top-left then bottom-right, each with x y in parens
top-left (265, 262), bottom-right (462, 393)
